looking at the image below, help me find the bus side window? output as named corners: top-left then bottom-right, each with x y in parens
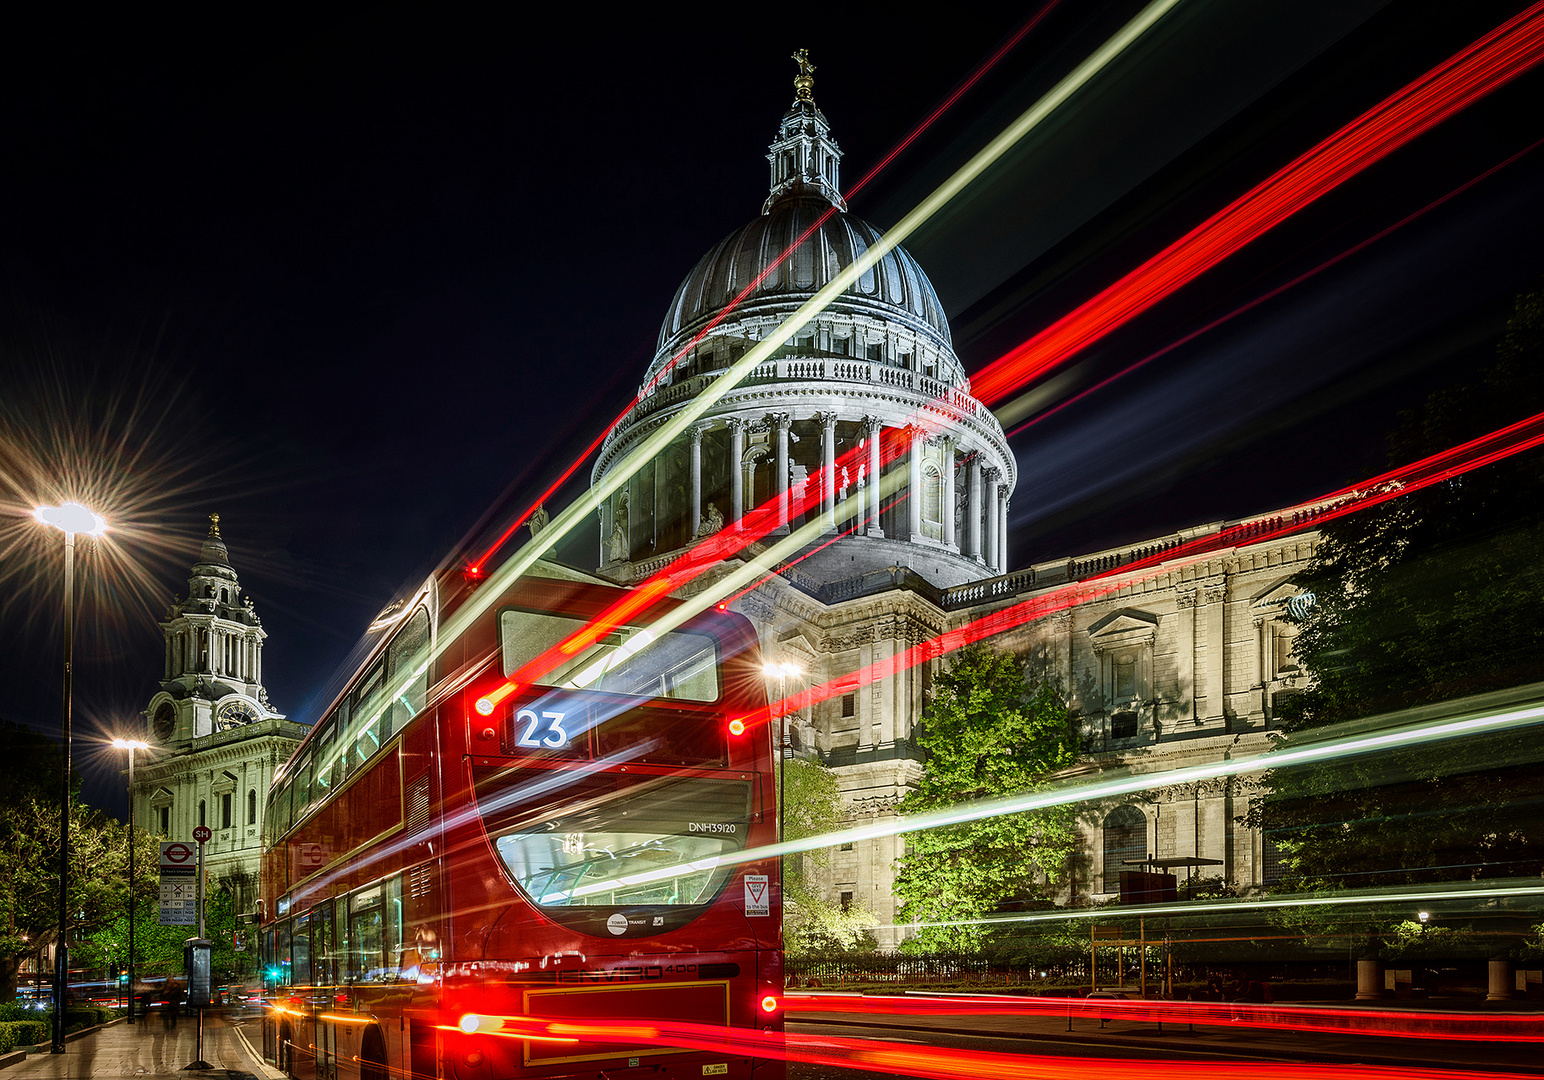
top-left (386, 609), bottom-right (430, 737)
top-left (348, 883), bottom-right (385, 983)
top-left (384, 875), bottom-right (403, 982)
top-left (311, 902), bottom-right (334, 987)
top-left (336, 701), bottom-right (356, 784)
top-left (313, 718), bottom-right (336, 802)
top-left (262, 928), bottom-right (275, 985)
top-left (292, 911), bottom-right (311, 989)
top-left (276, 918), bottom-right (293, 987)
top-left (350, 660), bottom-right (387, 774)
top-left (292, 756), bottom-right (314, 825)
top-left (274, 780), bottom-right (293, 840)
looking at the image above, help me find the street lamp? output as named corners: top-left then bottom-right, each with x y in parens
top-left (761, 661), bottom-right (804, 844)
top-left (33, 501), bottom-right (106, 1053)
top-left (111, 738), bottom-right (149, 1025)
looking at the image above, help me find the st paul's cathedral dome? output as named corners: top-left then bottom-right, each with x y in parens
top-left (595, 53), bottom-right (1015, 591)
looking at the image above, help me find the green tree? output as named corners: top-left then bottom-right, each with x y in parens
top-left (1256, 282), bottom-right (1544, 896)
top-left (780, 758), bottom-right (878, 954)
top-left (894, 646), bottom-right (1078, 951)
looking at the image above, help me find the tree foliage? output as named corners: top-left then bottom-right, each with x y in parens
top-left (1256, 282), bottom-right (1544, 897)
top-left (780, 758), bottom-right (879, 954)
top-left (894, 646), bottom-right (1078, 951)
top-left (0, 720), bottom-right (156, 1001)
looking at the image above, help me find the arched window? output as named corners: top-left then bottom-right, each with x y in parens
top-left (1102, 805), bottom-right (1147, 886)
top-left (248, 789), bottom-right (258, 825)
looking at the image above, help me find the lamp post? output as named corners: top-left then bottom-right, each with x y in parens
top-left (761, 661), bottom-right (803, 844)
top-left (111, 738), bottom-right (149, 1025)
top-left (33, 501), bottom-right (106, 1053)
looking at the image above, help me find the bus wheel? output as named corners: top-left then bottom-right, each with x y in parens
top-left (359, 1027), bottom-right (388, 1080)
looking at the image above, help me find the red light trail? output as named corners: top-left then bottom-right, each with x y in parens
top-left (461, 4), bottom-right (1544, 729)
top-left (741, 406), bottom-right (1544, 732)
top-left (484, 2), bottom-right (1544, 663)
top-left (973, 1), bottom-right (1544, 407)
top-left (1005, 133), bottom-right (1544, 439)
top-left (452, 1012), bottom-right (1529, 1080)
top-left (785, 991), bottom-right (1544, 1043)
top-left (466, 6), bottom-right (1058, 575)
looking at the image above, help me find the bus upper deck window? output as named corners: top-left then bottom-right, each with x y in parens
top-left (498, 608), bottom-right (721, 702)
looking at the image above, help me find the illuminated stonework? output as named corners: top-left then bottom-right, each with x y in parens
top-left (595, 63), bottom-right (1015, 589)
top-left (600, 63), bottom-right (1306, 946)
top-left (134, 515), bottom-right (306, 912)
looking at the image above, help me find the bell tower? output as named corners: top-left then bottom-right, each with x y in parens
top-left (146, 514), bottom-right (284, 747)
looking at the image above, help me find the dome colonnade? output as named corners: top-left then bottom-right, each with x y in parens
top-left (593, 55), bottom-right (1015, 588)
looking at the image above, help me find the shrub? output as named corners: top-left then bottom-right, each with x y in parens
top-left (0, 1020), bottom-right (50, 1051)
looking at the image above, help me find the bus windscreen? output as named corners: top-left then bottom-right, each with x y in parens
top-left (480, 772), bottom-right (752, 936)
top-left (499, 608), bottom-right (720, 702)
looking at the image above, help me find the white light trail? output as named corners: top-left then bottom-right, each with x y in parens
top-left (430, 0), bottom-right (1183, 664)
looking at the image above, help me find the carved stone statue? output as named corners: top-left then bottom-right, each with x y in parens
top-left (697, 502), bottom-right (724, 537)
top-left (609, 493), bottom-right (629, 563)
top-left (527, 503), bottom-right (549, 538)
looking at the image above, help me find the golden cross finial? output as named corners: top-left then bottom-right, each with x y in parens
top-left (208, 512), bottom-right (221, 538)
top-left (792, 49), bottom-right (815, 102)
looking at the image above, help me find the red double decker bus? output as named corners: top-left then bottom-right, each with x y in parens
top-left (257, 569), bottom-right (782, 1080)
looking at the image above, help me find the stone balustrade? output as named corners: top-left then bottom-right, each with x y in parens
top-left (620, 354), bottom-right (988, 433)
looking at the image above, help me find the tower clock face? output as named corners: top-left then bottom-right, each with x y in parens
top-left (153, 702), bottom-right (176, 741)
top-left (217, 700), bottom-right (260, 730)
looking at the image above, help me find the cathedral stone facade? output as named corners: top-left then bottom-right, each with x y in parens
top-left (133, 516), bottom-right (306, 910)
top-left (596, 60), bottom-right (1314, 946)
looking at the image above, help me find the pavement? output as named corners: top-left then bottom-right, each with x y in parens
top-left (786, 994), bottom-right (1544, 1074)
top-left (1, 1011), bottom-right (281, 1080)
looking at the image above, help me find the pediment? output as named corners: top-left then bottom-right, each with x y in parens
top-left (1087, 607), bottom-right (1159, 644)
top-left (1250, 576), bottom-right (1301, 611)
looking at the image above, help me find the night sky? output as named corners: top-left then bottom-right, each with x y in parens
top-left (2, 2), bottom-right (1542, 816)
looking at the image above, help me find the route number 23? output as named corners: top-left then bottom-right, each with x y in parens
top-left (515, 708), bottom-right (570, 749)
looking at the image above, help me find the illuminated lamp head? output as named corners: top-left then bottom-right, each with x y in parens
top-left (474, 697), bottom-right (495, 717)
top-left (728, 718), bottom-right (746, 737)
top-left (459, 1014), bottom-right (481, 1034)
top-left (760, 995), bottom-right (778, 1014)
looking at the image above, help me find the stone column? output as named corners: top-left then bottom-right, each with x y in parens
top-left (942, 439), bottom-right (957, 551)
top-left (1177, 589), bottom-right (1199, 721)
top-left (727, 418), bottom-right (745, 525)
top-left (1488, 958), bottom-right (1515, 1002)
top-left (864, 416), bottom-right (885, 537)
top-left (998, 494), bottom-right (1010, 572)
top-left (984, 468), bottom-right (1001, 570)
top-left (771, 413), bottom-right (791, 534)
top-left (907, 426), bottom-right (924, 541)
top-left (164, 637), bottom-right (171, 680)
top-left (1201, 581), bottom-right (1227, 722)
top-left (818, 412), bottom-right (838, 533)
top-left (967, 455), bottom-right (983, 561)
top-left (600, 497), bottom-right (611, 565)
top-left (1356, 958), bottom-right (1384, 1000)
top-left (688, 424), bottom-right (704, 538)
